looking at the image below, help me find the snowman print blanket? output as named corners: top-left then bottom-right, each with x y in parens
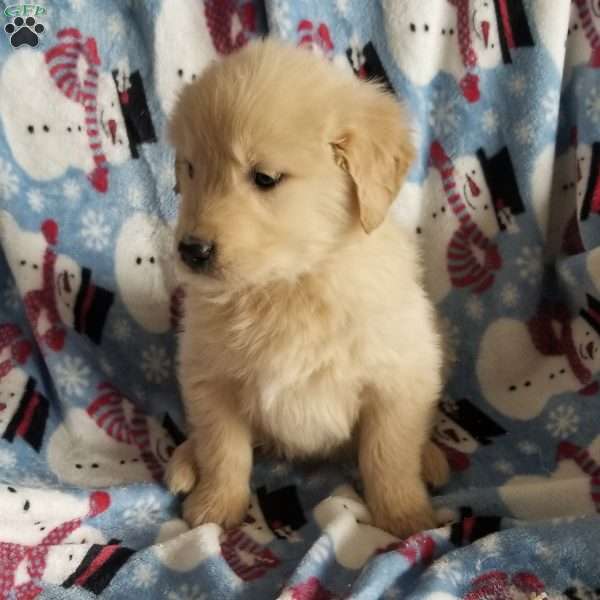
top-left (0, 0), bottom-right (599, 598)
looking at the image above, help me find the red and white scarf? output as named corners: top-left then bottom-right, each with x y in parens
top-left (557, 441), bottom-right (600, 512)
top-left (430, 141), bottom-right (502, 294)
top-left (574, 0), bottom-right (600, 67)
top-left (45, 28), bottom-right (109, 192)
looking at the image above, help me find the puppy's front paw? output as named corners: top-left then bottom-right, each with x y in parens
top-left (422, 441), bottom-right (450, 488)
top-left (369, 481), bottom-right (436, 538)
top-left (165, 439), bottom-right (197, 495)
top-left (183, 481), bottom-right (250, 530)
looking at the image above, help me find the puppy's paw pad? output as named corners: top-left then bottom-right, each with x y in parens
top-left (183, 483), bottom-right (250, 530)
top-left (165, 440), bottom-right (197, 494)
top-left (5, 16), bottom-right (44, 48)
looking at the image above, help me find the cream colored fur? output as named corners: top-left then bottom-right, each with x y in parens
top-left (165, 39), bottom-right (448, 537)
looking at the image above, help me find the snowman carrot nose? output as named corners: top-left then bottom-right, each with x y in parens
top-left (108, 119), bottom-right (117, 143)
top-left (481, 21), bottom-right (490, 48)
top-left (467, 174), bottom-right (481, 196)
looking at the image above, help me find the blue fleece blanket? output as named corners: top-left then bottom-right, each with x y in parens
top-left (0, 0), bottom-right (599, 598)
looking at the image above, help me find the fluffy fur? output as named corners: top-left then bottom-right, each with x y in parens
top-left (166, 39), bottom-right (448, 537)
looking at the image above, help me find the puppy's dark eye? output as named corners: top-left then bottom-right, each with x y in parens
top-left (187, 161), bottom-right (194, 179)
top-left (253, 171), bottom-right (282, 189)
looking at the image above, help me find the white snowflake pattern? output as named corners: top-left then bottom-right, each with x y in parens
top-left (518, 440), bottom-right (540, 455)
top-left (63, 179), bottom-right (82, 202)
top-left (131, 563), bottom-right (158, 589)
top-left (428, 89), bottom-right (460, 136)
top-left (476, 534), bottom-right (499, 553)
top-left (166, 584), bottom-right (207, 600)
top-left (54, 355), bottom-right (91, 398)
top-left (466, 296), bottom-right (484, 321)
top-left (108, 14), bottom-right (125, 38)
top-left (482, 109), bottom-right (499, 134)
top-left (0, 448), bottom-right (16, 469)
top-left (99, 357), bottom-right (114, 377)
top-left (110, 318), bottom-right (132, 342)
top-left (123, 496), bottom-right (162, 527)
top-left (541, 90), bottom-right (559, 124)
top-left (500, 283), bottom-right (520, 307)
top-left (336, 0), bottom-right (350, 14)
top-left (27, 189), bottom-right (44, 212)
top-left (585, 86), bottom-right (600, 124)
top-left (270, 0), bottom-right (292, 36)
top-left (428, 557), bottom-right (463, 585)
top-left (534, 542), bottom-right (553, 559)
top-left (546, 405), bottom-right (580, 438)
top-left (559, 264), bottom-right (577, 288)
top-left (69, 0), bottom-right (85, 10)
top-left (516, 245), bottom-right (543, 282)
top-left (2, 284), bottom-right (20, 311)
top-left (127, 185), bottom-right (145, 209)
top-left (80, 210), bottom-right (111, 251)
top-left (158, 159), bottom-right (175, 194)
top-left (509, 74), bottom-right (526, 96)
top-left (0, 158), bottom-right (19, 200)
top-left (494, 460), bottom-right (514, 475)
top-left (141, 345), bottom-right (171, 384)
top-left (515, 119), bottom-right (535, 145)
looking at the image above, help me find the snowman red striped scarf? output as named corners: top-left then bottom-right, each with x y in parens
top-left (86, 383), bottom-right (164, 482)
top-left (45, 28), bottom-right (109, 193)
top-left (430, 141), bottom-right (502, 294)
top-left (448, 0), bottom-right (481, 102)
top-left (574, 0), bottom-right (600, 67)
top-left (0, 324), bottom-right (31, 380)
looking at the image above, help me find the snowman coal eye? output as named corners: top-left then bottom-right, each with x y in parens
top-left (136, 257), bottom-right (142, 265)
top-left (471, 169), bottom-right (476, 175)
top-left (177, 68), bottom-right (183, 77)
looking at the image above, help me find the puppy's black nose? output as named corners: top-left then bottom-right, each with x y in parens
top-left (178, 236), bottom-right (215, 271)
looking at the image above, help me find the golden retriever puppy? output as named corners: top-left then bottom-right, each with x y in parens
top-left (166, 39), bottom-right (448, 537)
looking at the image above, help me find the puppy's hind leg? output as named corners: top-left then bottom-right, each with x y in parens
top-left (165, 438), bottom-right (197, 495)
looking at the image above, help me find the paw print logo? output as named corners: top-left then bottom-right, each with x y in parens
top-left (4, 16), bottom-right (45, 48)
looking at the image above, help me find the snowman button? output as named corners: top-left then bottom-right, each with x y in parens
top-left (549, 373), bottom-right (555, 379)
top-left (560, 369), bottom-right (566, 374)
top-left (75, 464), bottom-right (82, 469)
top-left (27, 125), bottom-right (34, 134)
top-left (509, 385), bottom-right (517, 391)
top-left (524, 381), bottom-right (531, 387)
top-left (43, 125), bottom-right (49, 132)
top-left (409, 23), bottom-right (416, 32)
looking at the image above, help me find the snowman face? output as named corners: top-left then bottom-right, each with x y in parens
top-left (54, 253), bottom-right (82, 327)
top-left (115, 214), bottom-right (173, 333)
top-left (433, 413), bottom-right (479, 453)
top-left (470, 0), bottom-right (501, 68)
top-left (0, 368), bottom-right (27, 430)
top-left (154, 0), bottom-right (217, 116)
top-left (382, 0), bottom-right (460, 86)
top-left (0, 49), bottom-right (93, 182)
top-left (96, 72), bottom-right (130, 165)
top-left (43, 525), bottom-right (106, 585)
top-left (573, 317), bottom-right (600, 367)
top-left (47, 408), bottom-right (152, 486)
top-left (0, 486), bottom-right (94, 545)
top-left (2, 222), bottom-right (47, 295)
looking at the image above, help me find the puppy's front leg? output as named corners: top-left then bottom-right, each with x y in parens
top-left (166, 380), bottom-right (252, 529)
top-left (359, 386), bottom-right (436, 538)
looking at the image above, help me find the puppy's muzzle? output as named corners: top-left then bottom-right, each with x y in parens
top-left (178, 235), bottom-right (216, 272)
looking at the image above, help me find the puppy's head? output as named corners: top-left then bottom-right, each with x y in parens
top-left (170, 40), bottom-right (414, 289)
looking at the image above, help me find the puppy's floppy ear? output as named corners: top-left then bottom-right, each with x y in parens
top-left (332, 91), bottom-right (415, 234)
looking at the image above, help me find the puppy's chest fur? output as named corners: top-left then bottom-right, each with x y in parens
top-left (183, 283), bottom-right (367, 457)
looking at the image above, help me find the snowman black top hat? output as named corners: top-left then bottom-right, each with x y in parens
top-left (256, 485), bottom-right (306, 538)
top-left (346, 41), bottom-right (394, 95)
top-left (580, 294), bottom-right (600, 337)
top-left (476, 146), bottom-right (525, 230)
top-left (3, 376), bottom-right (48, 452)
top-left (492, 0), bottom-right (534, 64)
top-left (580, 142), bottom-right (600, 221)
top-left (441, 398), bottom-right (506, 445)
top-left (62, 538), bottom-right (134, 595)
top-left (73, 268), bottom-right (114, 345)
top-left (111, 69), bottom-right (157, 159)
